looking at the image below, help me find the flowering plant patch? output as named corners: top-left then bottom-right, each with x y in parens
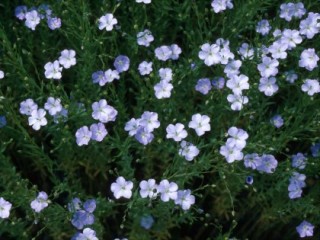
top-left (0, 0), bottom-right (320, 239)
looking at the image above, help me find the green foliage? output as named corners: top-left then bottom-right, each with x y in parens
top-left (0, 0), bottom-right (319, 239)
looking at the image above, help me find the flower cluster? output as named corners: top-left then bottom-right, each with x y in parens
top-left (91, 99), bottom-right (117, 123)
top-left (198, 38), bottom-right (251, 111)
top-left (20, 97), bottom-right (67, 131)
top-left (198, 39), bottom-right (234, 67)
top-left (92, 55), bottom-right (129, 86)
top-left (44, 49), bottom-right (77, 80)
top-left (125, 111), bottom-right (160, 145)
top-left (288, 172), bottom-right (306, 199)
top-left (92, 55), bottom-right (129, 87)
top-left (211, 0), bottom-right (233, 13)
top-left (30, 191), bottom-right (50, 213)
top-left (195, 77), bottom-right (225, 95)
top-left (111, 177), bottom-right (195, 211)
top-left (220, 126), bottom-right (248, 163)
top-left (75, 99), bottom-right (115, 146)
top-left (69, 198), bottom-right (96, 230)
top-left (299, 12), bottom-right (320, 39)
top-left (92, 69), bottom-right (120, 86)
top-left (1, 192), bottom-right (51, 219)
top-left (154, 44), bottom-right (182, 61)
top-left (244, 153), bottom-right (278, 174)
top-left (257, 57), bottom-right (279, 96)
top-left (141, 179), bottom-right (195, 210)
top-left (279, 2), bottom-right (306, 22)
top-left (154, 68), bottom-right (174, 99)
top-left (15, 4), bottom-right (61, 31)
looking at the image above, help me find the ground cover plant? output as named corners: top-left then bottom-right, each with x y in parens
top-left (0, 0), bottom-right (320, 239)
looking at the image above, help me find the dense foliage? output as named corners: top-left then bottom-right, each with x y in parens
top-left (0, 0), bottom-right (319, 239)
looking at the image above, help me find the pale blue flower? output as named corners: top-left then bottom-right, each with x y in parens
top-left (30, 191), bottom-right (49, 213)
top-left (140, 215), bottom-right (154, 230)
top-left (114, 55), bottom-right (130, 73)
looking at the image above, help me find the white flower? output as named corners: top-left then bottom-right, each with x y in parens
top-left (299, 48), bottom-right (319, 71)
top-left (220, 144), bottom-right (243, 163)
top-left (188, 113), bottom-right (211, 136)
top-left (179, 141), bottom-right (200, 161)
top-left (257, 57), bottom-right (279, 78)
top-left (103, 69), bottom-right (120, 85)
top-left (154, 46), bottom-right (172, 61)
top-left (166, 123), bottom-right (188, 141)
top-left (211, 0), bottom-right (233, 13)
top-left (75, 228), bottom-right (98, 240)
top-left (226, 74), bottom-right (249, 95)
top-left (25, 10), bottom-right (40, 30)
top-left (75, 126), bottom-right (92, 146)
top-left (198, 43), bottom-right (221, 66)
top-left (154, 80), bottom-right (173, 99)
top-left (111, 176), bottom-right (133, 199)
top-left (30, 191), bottom-right (50, 213)
top-left (0, 197), bottom-right (12, 219)
top-left (227, 126), bottom-right (248, 150)
top-left (268, 41), bottom-right (288, 59)
top-left (20, 99), bottom-right (38, 115)
top-left (0, 70), bottom-right (4, 79)
top-left (44, 60), bottom-right (63, 79)
top-left (44, 97), bottom-right (62, 116)
top-left (136, 0), bottom-right (151, 4)
top-left (170, 44), bottom-right (182, 60)
top-left (138, 61), bottom-right (153, 76)
top-left (124, 118), bottom-right (141, 136)
top-left (258, 77), bottom-right (279, 96)
top-left (301, 79), bottom-right (320, 96)
top-left (98, 13), bottom-right (117, 31)
top-left (157, 180), bottom-right (178, 202)
top-left (238, 43), bottom-right (254, 60)
top-left (137, 29), bottom-right (154, 47)
top-left (174, 189), bottom-right (195, 210)
top-left (139, 179), bottom-right (158, 198)
top-left (28, 109), bottom-right (47, 131)
top-left (224, 60), bottom-right (242, 78)
top-left (91, 99), bottom-right (118, 123)
top-left (139, 111), bottom-right (160, 132)
top-left (158, 68), bottom-right (173, 82)
top-left (58, 49), bottom-right (76, 69)
top-left (227, 94), bottom-right (248, 111)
